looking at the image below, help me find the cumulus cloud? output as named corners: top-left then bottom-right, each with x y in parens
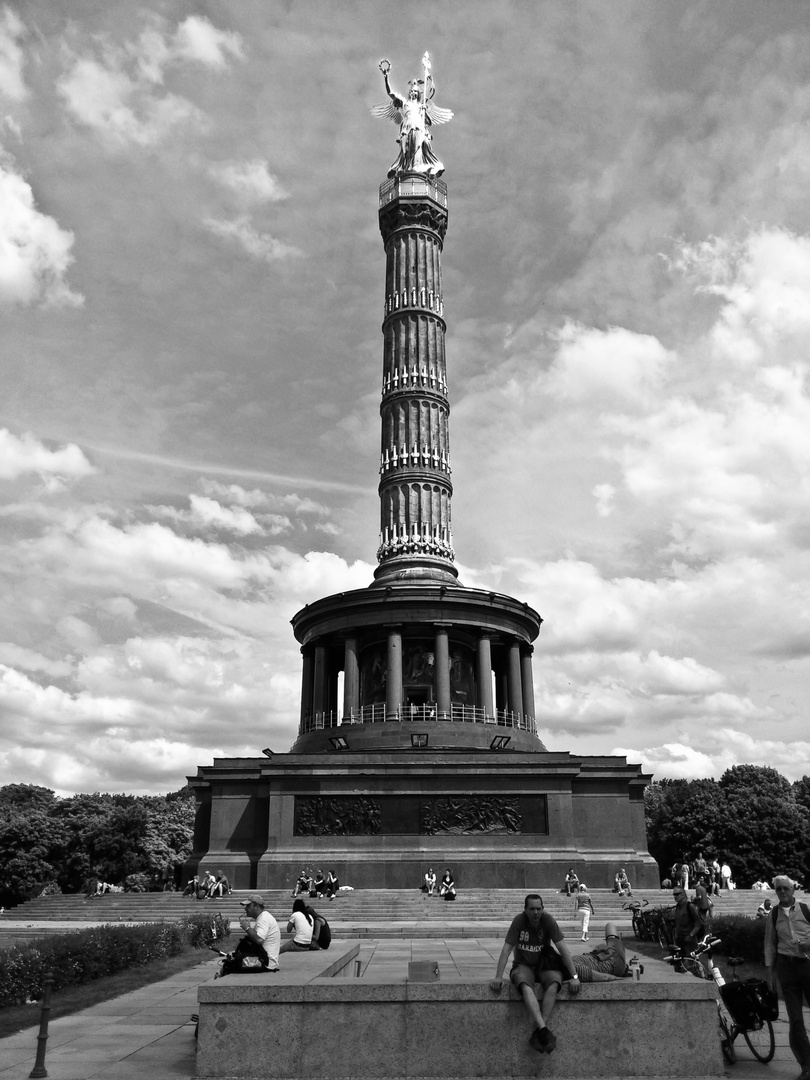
top-left (0, 159), bottom-right (84, 307)
top-left (203, 215), bottom-right (301, 262)
top-left (0, 429), bottom-right (94, 480)
top-left (0, 643), bottom-right (71, 678)
top-left (172, 16), bottom-right (244, 68)
top-left (615, 728), bottom-right (810, 783)
top-left (209, 159), bottom-right (288, 203)
top-left (546, 322), bottom-right (674, 405)
top-left (0, 6), bottom-right (26, 101)
top-left (198, 480), bottom-right (332, 517)
top-left (58, 15), bottom-right (244, 146)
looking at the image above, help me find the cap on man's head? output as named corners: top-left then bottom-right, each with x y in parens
top-left (239, 893), bottom-right (264, 907)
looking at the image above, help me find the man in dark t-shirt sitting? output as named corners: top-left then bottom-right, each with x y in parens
top-left (490, 893), bottom-right (578, 1055)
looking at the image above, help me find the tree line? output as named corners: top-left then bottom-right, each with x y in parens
top-left (1, 764), bottom-right (808, 907)
top-left (645, 765), bottom-right (810, 887)
top-left (0, 783), bottom-right (195, 907)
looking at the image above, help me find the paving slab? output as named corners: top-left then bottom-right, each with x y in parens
top-left (0, 942), bottom-right (807, 1080)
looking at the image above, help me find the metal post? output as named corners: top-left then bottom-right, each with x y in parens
top-left (29, 972), bottom-right (53, 1078)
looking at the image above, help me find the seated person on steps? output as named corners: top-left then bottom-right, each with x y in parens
top-left (423, 868), bottom-right (437, 895)
top-left (439, 868), bottom-right (456, 900)
top-left (207, 870), bottom-right (229, 898)
top-left (613, 868), bottom-right (632, 896)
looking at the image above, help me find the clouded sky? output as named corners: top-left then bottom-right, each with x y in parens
top-left (2, 0), bottom-right (810, 795)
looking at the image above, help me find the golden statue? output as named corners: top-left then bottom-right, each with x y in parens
top-left (371, 53), bottom-right (453, 178)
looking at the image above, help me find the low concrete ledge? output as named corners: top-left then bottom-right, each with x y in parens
top-left (197, 944), bottom-right (723, 1080)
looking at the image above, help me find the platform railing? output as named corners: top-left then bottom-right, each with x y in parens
top-left (379, 174), bottom-right (448, 208)
top-left (301, 704), bottom-right (536, 735)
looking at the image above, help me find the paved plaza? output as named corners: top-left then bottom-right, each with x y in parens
top-left (0, 936), bottom-right (807, 1080)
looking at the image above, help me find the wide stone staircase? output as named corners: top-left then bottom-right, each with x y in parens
top-left (1, 887), bottom-right (771, 942)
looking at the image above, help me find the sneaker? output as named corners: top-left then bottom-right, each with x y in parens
top-left (530, 1027), bottom-right (557, 1054)
top-left (540, 1023), bottom-right (557, 1049)
top-left (529, 1028), bottom-right (545, 1054)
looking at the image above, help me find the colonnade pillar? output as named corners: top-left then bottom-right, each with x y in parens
top-left (313, 645), bottom-right (328, 719)
top-left (434, 625), bottom-right (450, 717)
top-left (386, 626), bottom-right (403, 717)
top-left (507, 639), bottom-right (523, 716)
top-left (299, 647), bottom-right (313, 730)
top-left (476, 634), bottom-right (494, 717)
top-left (521, 645), bottom-right (535, 725)
top-left (343, 636), bottom-right (359, 719)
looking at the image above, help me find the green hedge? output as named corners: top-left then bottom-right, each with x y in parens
top-left (707, 914), bottom-right (766, 964)
top-left (0, 913), bottom-right (230, 1007)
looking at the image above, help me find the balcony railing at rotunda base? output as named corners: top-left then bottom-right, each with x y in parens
top-left (299, 704), bottom-right (536, 737)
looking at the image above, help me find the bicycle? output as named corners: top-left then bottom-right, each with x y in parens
top-left (645, 903), bottom-right (676, 949)
top-left (622, 898), bottom-right (649, 939)
top-left (665, 936), bottom-right (776, 1065)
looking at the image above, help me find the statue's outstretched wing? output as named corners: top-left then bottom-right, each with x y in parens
top-left (371, 100), bottom-right (403, 125)
top-left (426, 101), bottom-right (453, 126)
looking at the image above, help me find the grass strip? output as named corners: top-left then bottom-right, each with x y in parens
top-left (0, 948), bottom-right (212, 1039)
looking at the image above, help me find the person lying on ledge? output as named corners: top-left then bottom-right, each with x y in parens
top-left (572, 922), bottom-right (628, 982)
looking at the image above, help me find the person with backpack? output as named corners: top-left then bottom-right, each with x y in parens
top-left (671, 885), bottom-right (704, 972)
top-left (219, 894), bottom-right (280, 976)
top-left (765, 875), bottom-right (810, 1080)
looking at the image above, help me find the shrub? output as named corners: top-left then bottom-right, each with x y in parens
top-left (708, 914), bottom-right (766, 964)
top-left (0, 914), bottom-right (229, 1007)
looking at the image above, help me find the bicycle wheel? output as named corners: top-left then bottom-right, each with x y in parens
top-left (632, 913), bottom-right (641, 939)
top-left (742, 1018), bottom-right (775, 1063)
top-left (718, 1004), bottom-right (736, 1064)
top-left (681, 956), bottom-right (711, 980)
top-left (657, 923), bottom-right (669, 949)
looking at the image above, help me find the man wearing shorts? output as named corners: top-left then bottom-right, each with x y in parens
top-left (574, 922), bottom-right (628, 982)
top-left (490, 893), bottom-right (578, 1054)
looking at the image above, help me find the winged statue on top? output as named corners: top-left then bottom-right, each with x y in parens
top-left (371, 53), bottom-right (454, 178)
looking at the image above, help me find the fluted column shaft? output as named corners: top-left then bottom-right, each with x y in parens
top-left (375, 176), bottom-right (456, 582)
top-left (476, 634), bottom-right (494, 717)
top-left (507, 640), bottom-right (523, 716)
top-left (434, 626), bottom-right (451, 716)
top-left (386, 626), bottom-right (403, 716)
top-left (343, 636), bottom-right (359, 719)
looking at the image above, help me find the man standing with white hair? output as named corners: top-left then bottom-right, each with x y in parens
top-left (764, 875), bottom-right (810, 1080)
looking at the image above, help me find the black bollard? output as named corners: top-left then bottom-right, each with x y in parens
top-left (29, 972), bottom-right (54, 1078)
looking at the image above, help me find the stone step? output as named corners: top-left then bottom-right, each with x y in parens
top-left (7, 887), bottom-right (768, 923)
